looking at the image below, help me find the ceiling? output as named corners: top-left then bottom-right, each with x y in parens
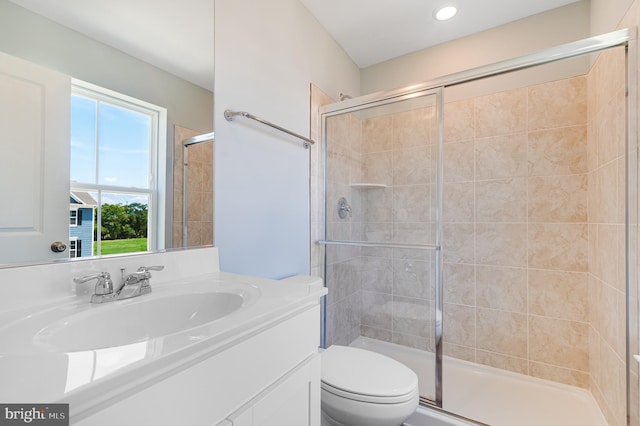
top-left (8, 0), bottom-right (582, 90)
top-left (300, 0), bottom-right (582, 68)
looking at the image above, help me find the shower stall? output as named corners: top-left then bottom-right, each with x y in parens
top-left (181, 131), bottom-right (214, 247)
top-left (314, 29), bottom-right (638, 426)
top-left (172, 126), bottom-right (214, 248)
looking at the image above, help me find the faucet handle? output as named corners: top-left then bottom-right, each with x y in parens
top-left (137, 265), bottom-right (165, 273)
top-left (73, 272), bottom-right (111, 284)
top-left (73, 272), bottom-right (114, 296)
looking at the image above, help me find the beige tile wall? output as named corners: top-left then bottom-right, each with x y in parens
top-left (442, 76), bottom-right (592, 387)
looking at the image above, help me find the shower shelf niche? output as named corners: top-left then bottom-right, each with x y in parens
top-left (349, 183), bottom-right (387, 189)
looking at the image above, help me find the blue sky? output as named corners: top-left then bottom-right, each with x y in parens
top-left (70, 95), bottom-right (151, 205)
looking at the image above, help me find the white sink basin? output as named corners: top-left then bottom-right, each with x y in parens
top-left (0, 279), bottom-right (260, 355)
top-left (33, 292), bottom-right (245, 352)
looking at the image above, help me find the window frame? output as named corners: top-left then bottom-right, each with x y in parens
top-left (70, 79), bottom-right (167, 255)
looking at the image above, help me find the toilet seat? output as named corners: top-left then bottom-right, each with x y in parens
top-left (321, 345), bottom-right (418, 404)
top-left (321, 381), bottom-right (418, 404)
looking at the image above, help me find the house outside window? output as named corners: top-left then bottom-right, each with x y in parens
top-left (69, 191), bottom-right (97, 258)
top-left (70, 80), bottom-right (167, 256)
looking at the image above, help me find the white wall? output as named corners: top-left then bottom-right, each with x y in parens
top-left (213, 0), bottom-right (359, 278)
top-left (0, 0), bottom-right (213, 136)
top-left (360, 1), bottom-right (591, 94)
top-left (590, 0), bottom-right (635, 35)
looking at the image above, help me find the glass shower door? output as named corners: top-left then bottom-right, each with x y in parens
top-left (320, 87), bottom-right (443, 405)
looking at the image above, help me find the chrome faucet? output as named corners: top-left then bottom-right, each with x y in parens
top-left (115, 265), bottom-right (165, 300)
top-left (73, 265), bottom-right (164, 303)
top-left (73, 272), bottom-right (116, 303)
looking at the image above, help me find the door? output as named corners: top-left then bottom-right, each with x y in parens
top-left (0, 51), bottom-right (71, 263)
top-left (320, 87), bottom-right (444, 405)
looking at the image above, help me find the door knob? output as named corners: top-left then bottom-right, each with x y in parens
top-left (50, 241), bottom-right (67, 253)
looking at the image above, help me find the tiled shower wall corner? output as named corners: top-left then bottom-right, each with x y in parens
top-left (587, 47), bottom-right (627, 426)
top-left (173, 125), bottom-right (214, 248)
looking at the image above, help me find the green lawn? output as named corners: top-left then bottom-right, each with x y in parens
top-left (94, 238), bottom-right (148, 255)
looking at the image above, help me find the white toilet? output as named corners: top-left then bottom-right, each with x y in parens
top-left (320, 345), bottom-right (419, 426)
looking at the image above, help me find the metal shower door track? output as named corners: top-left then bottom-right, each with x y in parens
top-left (320, 28), bottom-right (634, 117)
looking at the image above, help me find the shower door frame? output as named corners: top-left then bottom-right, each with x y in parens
top-left (319, 86), bottom-right (445, 405)
top-left (317, 27), bottom-right (638, 419)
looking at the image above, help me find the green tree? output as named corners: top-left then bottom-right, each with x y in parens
top-left (126, 203), bottom-right (148, 238)
top-left (95, 203), bottom-right (148, 240)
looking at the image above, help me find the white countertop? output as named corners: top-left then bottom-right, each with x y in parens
top-left (0, 271), bottom-right (326, 417)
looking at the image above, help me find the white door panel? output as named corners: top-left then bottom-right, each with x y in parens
top-left (0, 51), bottom-right (70, 263)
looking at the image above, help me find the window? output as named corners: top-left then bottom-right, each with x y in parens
top-left (70, 80), bottom-right (167, 256)
top-left (69, 238), bottom-right (78, 258)
top-left (70, 209), bottom-right (78, 226)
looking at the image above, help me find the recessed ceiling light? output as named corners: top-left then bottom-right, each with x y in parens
top-left (434, 5), bottom-right (457, 21)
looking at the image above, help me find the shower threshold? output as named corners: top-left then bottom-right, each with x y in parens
top-left (350, 337), bottom-right (607, 426)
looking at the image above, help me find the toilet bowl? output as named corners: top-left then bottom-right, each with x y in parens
top-left (320, 345), bottom-right (419, 426)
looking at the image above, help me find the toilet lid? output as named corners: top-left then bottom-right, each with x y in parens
top-left (321, 345), bottom-right (418, 399)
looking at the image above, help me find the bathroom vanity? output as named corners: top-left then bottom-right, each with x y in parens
top-left (0, 247), bottom-right (326, 425)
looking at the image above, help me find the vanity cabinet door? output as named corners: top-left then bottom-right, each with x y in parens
top-left (227, 355), bottom-right (320, 426)
top-left (252, 359), bottom-right (313, 426)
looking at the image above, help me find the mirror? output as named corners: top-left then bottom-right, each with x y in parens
top-left (0, 0), bottom-right (214, 266)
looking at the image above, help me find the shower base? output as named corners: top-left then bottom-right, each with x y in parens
top-left (349, 337), bottom-right (607, 426)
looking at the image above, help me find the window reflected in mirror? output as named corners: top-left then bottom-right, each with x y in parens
top-left (69, 81), bottom-right (166, 257)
